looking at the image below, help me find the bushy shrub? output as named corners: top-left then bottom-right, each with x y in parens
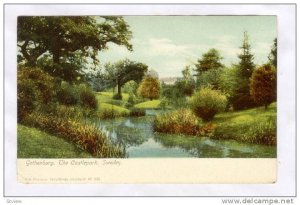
top-left (154, 108), bottom-right (201, 135)
top-left (17, 79), bottom-right (39, 121)
top-left (17, 67), bottom-right (55, 121)
top-left (127, 94), bottom-right (137, 107)
top-left (56, 82), bottom-right (79, 106)
top-left (189, 87), bottom-right (227, 121)
top-left (137, 76), bottom-right (160, 100)
top-left (129, 108), bottom-right (146, 117)
top-left (78, 84), bottom-right (97, 109)
top-left (56, 82), bottom-right (97, 109)
top-left (112, 93), bottom-right (122, 100)
top-left (99, 109), bottom-right (128, 119)
top-left (159, 97), bottom-right (169, 109)
top-left (232, 94), bottom-right (257, 111)
top-left (22, 112), bottom-right (125, 157)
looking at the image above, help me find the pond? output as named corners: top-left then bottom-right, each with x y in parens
top-left (95, 110), bottom-right (276, 158)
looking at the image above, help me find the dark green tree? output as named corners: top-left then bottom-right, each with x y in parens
top-left (195, 48), bottom-right (224, 74)
top-left (105, 59), bottom-right (148, 99)
top-left (268, 38), bottom-right (277, 68)
top-left (232, 31), bottom-right (256, 110)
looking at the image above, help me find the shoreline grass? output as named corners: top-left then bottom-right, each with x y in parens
top-left (154, 102), bottom-right (276, 145)
top-left (22, 112), bottom-right (126, 158)
top-left (18, 124), bottom-right (92, 158)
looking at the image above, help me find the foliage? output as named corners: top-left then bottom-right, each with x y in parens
top-left (231, 95), bottom-right (257, 111)
top-left (194, 48), bottom-right (224, 74)
top-left (134, 100), bottom-right (161, 109)
top-left (137, 76), bottom-right (160, 100)
top-left (18, 16), bottom-right (132, 68)
top-left (112, 93), bottom-right (123, 100)
top-left (231, 32), bottom-right (256, 110)
top-left (250, 64), bottom-right (276, 108)
top-left (154, 109), bottom-right (201, 135)
top-left (197, 68), bottom-right (222, 89)
top-left (17, 67), bottom-right (55, 121)
top-left (56, 82), bottom-right (79, 106)
top-left (189, 87), bottom-right (228, 121)
top-left (213, 103), bottom-right (276, 145)
top-left (159, 97), bottom-right (169, 109)
top-left (104, 59), bottom-right (148, 97)
top-left (129, 108), bottom-right (146, 117)
top-left (99, 103), bottom-right (129, 119)
top-left (122, 80), bottom-right (138, 95)
top-left (18, 124), bottom-right (92, 158)
top-left (161, 82), bottom-right (187, 108)
top-left (56, 82), bottom-right (97, 109)
top-left (22, 112), bottom-right (125, 157)
top-left (78, 84), bottom-right (98, 109)
top-left (268, 38), bottom-right (277, 68)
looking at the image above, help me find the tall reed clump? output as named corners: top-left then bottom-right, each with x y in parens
top-left (154, 108), bottom-right (201, 135)
top-left (22, 112), bottom-right (126, 158)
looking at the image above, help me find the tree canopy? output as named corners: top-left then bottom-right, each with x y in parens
top-left (17, 16), bottom-right (133, 81)
top-left (250, 64), bottom-right (276, 109)
top-left (137, 76), bottom-right (160, 100)
top-left (104, 59), bottom-right (148, 99)
top-left (195, 48), bottom-right (224, 75)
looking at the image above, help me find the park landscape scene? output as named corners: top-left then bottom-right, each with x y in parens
top-left (17, 16), bottom-right (277, 158)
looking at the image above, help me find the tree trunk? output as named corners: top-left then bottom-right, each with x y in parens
top-left (117, 82), bottom-right (121, 97)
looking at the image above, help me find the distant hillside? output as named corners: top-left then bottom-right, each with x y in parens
top-left (159, 77), bottom-right (181, 85)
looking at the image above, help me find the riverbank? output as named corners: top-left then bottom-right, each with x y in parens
top-left (18, 124), bottom-right (92, 158)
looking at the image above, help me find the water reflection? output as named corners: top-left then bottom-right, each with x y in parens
top-left (97, 114), bottom-right (276, 158)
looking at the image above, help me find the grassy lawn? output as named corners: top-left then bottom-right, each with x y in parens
top-left (134, 100), bottom-right (161, 109)
top-left (99, 102), bottom-right (130, 114)
top-left (154, 102), bottom-right (276, 145)
top-left (96, 92), bottom-right (129, 102)
top-left (18, 124), bottom-right (92, 158)
top-left (211, 102), bottom-right (276, 145)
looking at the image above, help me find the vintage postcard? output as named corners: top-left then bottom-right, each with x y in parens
top-left (4, 3), bottom-right (296, 197)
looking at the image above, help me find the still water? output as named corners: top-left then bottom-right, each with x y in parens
top-left (95, 110), bottom-right (276, 158)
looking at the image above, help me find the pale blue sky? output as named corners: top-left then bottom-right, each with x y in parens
top-left (99, 16), bottom-right (277, 78)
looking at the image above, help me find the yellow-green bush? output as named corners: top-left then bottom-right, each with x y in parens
top-left (154, 109), bottom-right (201, 135)
top-left (189, 87), bottom-right (227, 121)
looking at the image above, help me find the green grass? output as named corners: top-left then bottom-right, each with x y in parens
top-left (154, 102), bottom-right (276, 145)
top-left (99, 103), bottom-right (130, 113)
top-left (211, 102), bottom-right (276, 145)
top-left (18, 124), bottom-right (92, 158)
top-left (96, 92), bottom-right (129, 102)
top-left (134, 100), bottom-right (161, 109)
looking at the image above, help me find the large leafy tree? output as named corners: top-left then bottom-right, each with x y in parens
top-left (105, 59), bottom-right (148, 99)
top-left (137, 76), bottom-right (160, 101)
top-left (17, 16), bottom-right (133, 81)
top-left (250, 64), bottom-right (276, 109)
